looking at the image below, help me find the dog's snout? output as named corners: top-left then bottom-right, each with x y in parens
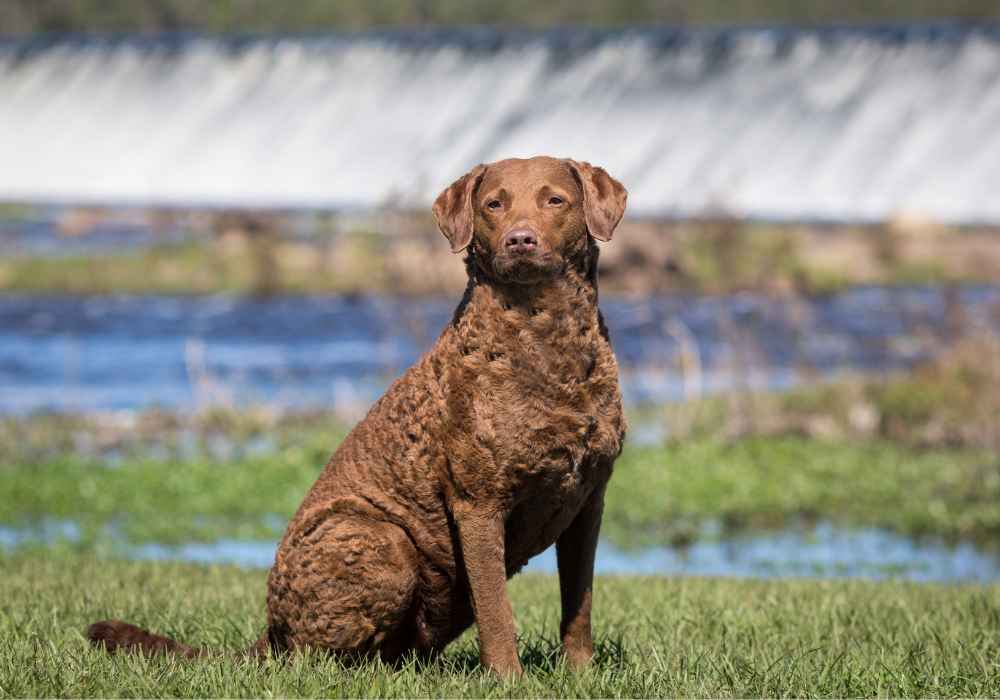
top-left (503, 229), bottom-right (538, 253)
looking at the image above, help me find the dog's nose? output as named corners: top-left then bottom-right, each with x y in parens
top-left (503, 229), bottom-right (538, 253)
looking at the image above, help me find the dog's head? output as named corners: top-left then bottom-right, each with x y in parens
top-left (433, 156), bottom-right (627, 284)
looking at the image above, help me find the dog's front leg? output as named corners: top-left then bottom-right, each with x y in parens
top-left (556, 481), bottom-right (606, 669)
top-left (454, 504), bottom-right (522, 677)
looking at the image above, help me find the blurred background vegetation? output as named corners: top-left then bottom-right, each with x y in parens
top-left (3, 0), bottom-right (1000, 34)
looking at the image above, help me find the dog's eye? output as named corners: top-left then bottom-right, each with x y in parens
top-left (486, 199), bottom-right (502, 211)
top-left (548, 196), bottom-right (564, 206)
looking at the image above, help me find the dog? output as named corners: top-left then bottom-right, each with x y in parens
top-left (88, 155), bottom-right (628, 677)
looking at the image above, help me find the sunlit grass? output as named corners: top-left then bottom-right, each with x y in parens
top-left (0, 553), bottom-right (997, 697)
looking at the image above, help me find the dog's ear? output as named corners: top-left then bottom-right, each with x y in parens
top-left (566, 160), bottom-right (627, 242)
top-left (433, 164), bottom-right (487, 253)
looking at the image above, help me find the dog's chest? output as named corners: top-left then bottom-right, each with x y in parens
top-left (442, 298), bottom-right (623, 508)
top-left (472, 339), bottom-right (623, 510)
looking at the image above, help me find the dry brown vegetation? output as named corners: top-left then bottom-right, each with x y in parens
top-left (3, 207), bottom-right (999, 297)
top-left (659, 330), bottom-right (1000, 452)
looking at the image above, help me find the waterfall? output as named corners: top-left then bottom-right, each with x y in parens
top-left (1, 25), bottom-right (999, 222)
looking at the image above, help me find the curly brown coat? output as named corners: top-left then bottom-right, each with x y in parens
top-left (88, 155), bottom-right (628, 677)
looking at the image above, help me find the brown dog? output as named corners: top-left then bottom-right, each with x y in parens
top-left (88, 156), bottom-right (628, 676)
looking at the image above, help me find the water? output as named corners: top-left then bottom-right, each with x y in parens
top-left (2, 25), bottom-right (1000, 222)
top-left (132, 531), bottom-right (1000, 581)
top-left (0, 208), bottom-right (196, 258)
top-left (1, 286), bottom-right (998, 415)
top-left (4, 521), bottom-right (998, 582)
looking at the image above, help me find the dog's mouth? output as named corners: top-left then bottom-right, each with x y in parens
top-left (492, 250), bottom-right (560, 283)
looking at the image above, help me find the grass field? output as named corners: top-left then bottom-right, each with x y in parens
top-left (0, 553), bottom-right (997, 697)
top-left (3, 377), bottom-right (998, 694)
top-left (2, 429), bottom-right (997, 548)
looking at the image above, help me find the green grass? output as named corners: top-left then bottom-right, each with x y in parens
top-left (0, 552), bottom-right (997, 697)
top-left (612, 438), bottom-right (1000, 546)
top-left (2, 430), bottom-right (997, 548)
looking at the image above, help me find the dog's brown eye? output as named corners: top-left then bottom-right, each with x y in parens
top-left (486, 199), bottom-right (502, 211)
top-left (548, 196), bottom-right (564, 206)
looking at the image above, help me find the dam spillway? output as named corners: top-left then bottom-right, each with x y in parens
top-left (1, 25), bottom-right (999, 222)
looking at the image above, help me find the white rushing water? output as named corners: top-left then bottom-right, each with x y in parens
top-left (1, 26), bottom-right (999, 222)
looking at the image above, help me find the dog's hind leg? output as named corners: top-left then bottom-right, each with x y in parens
top-left (266, 511), bottom-right (421, 661)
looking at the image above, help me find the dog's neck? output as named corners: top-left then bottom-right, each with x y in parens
top-left (448, 238), bottom-right (609, 364)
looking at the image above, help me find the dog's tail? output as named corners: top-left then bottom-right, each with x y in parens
top-left (86, 619), bottom-right (272, 659)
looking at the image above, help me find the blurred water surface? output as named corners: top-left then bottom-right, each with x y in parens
top-left (118, 528), bottom-right (1000, 581)
top-left (4, 521), bottom-right (997, 582)
top-left (1, 285), bottom-right (998, 414)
